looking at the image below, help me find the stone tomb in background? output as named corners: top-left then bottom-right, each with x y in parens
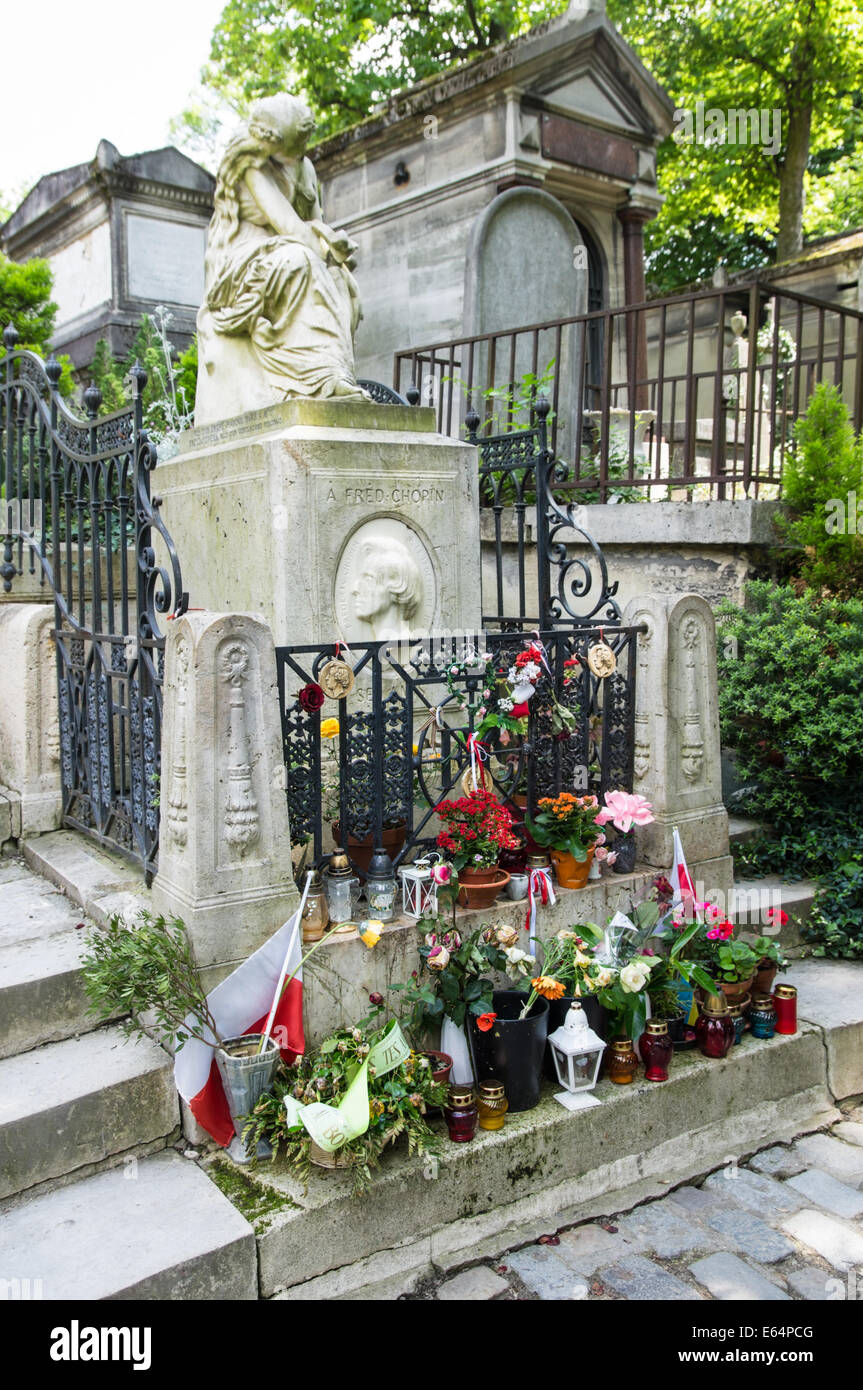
top-left (158, 399), bottom-right (482, 648)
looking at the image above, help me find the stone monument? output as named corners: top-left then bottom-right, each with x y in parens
top-left (159, 91), bottom-right (481, 648)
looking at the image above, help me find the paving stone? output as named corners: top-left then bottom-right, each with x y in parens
top-left (833, 1121), bottom-right (863, 1149)
top-left (597, 1254), bottom-right (703, 1301)
top-left (668, 1185), bottom-right (722, 1217)
top-left (749, 1146), bottom-right (807, 1179)
top-left (617, 1199), bottom-right (717, 1258)
top-left (786, 1266), bottom-right (847, 1301)
top-left (505, 1245), bottom-right (590, 1300)
top-left (703, 1167), bottom-right (804, 1215)
top-left (793, 1134), bottom-right (863, 1187)
top-left (786, 1168), bottom-right (863, 1219)
top-left (689, 1252), bottom-right (791, 1301)
top-left (556, 1224), bottom-right (630, 1274)
top-left (782, 1209), bottom-right (863, 1272)
top-left (436, 1266), bottom-right (509, 1301)
top-left (704, 1208), bottom-right (795, 1263)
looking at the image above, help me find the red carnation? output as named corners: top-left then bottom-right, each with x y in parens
top-left (298, 682), bottom-right (325, 713)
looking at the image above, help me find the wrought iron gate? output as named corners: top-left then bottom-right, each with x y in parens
top-left (1, 329), bottom-right (187, 879)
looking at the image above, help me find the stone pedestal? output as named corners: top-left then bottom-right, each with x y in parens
top-left (157, 400), bottom-right (483, 646)
top-left (151, 611), bottom-right (299, 970)
top-left (622, 592), bottom-right (729, 868)
top-left (0, 604), bottom-right (63, 836)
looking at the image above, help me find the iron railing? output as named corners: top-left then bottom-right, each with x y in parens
top-left (393, 281), bottom-right (863, 501)
top-left (1, 329), bottom-right (187, 878)
top-left (276, 626), bottom-right (639, 872)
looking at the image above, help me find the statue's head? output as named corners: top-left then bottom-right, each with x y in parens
top-left (352, 539), bottom-right (422, 626)
top-left (247, 94), bottom-right (316, 155)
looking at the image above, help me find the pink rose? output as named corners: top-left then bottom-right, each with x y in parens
top-left (431, 863), bottom-right (452, 886)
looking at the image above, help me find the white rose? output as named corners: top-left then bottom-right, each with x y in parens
top-left (592, 967), bottom-right (614, 989)
top-left (620, 962), bottom-right (651, 994)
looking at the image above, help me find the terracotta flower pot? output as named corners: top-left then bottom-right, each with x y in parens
top-left (753, 961), bottom-right (778, 996)
top-left (331, 819), bottom-right (407, 875)
top-left (419, 1050), bottom-right (453, 1087)
top-left (457, 866), bottom-right (511, 909)
top-left (550, 845), bottom-right (595, 890)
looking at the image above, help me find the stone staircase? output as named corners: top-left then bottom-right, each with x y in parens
top-left (728, 816), bottom-right (818, 956)
top-left (0, 851), bottom-right (258, 1299)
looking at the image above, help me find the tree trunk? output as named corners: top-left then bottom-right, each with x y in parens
top-left (776, 104), bottom-right (812, 263)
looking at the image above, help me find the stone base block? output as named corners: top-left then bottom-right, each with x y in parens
top-left (638, 806), bottom-right (730, 870)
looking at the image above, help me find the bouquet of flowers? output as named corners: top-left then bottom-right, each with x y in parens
top-left (435, 788), bottom-right (521, 870)
top-left (390, 924), bottom-right (536, 1036)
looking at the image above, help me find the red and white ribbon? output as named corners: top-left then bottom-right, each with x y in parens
top-left (525, 866), bottom-right (556, 934)
top-left (530, 631), bottom-right (554, 679)
top-left (467, 732), bottom-right (489, 791)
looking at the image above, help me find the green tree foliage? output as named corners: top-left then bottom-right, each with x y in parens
top-left (189, 0), bottom-right (565, 143)
top-left (0, 253), bottom-right (74, 394)
top-left (717, 583), bottom-right (863, 880)
top-left (777, 384), bottom-right (863, 596)
top-left (606, 0), bottom-right (863, 288)
top-left (88, 311), bottom-right (198, 439)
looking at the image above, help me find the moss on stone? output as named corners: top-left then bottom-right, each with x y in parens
top-left (208, 1157), bottom-right (298, 1232)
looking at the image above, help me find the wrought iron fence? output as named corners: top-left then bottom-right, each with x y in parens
top-left (276, 625), bottom-right (639, 873)
top-left (393, 281), bottom-right (863, 501)
top-left (1, 329), bottom-right (186, 879)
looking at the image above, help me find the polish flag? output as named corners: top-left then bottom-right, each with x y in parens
top-left (671, 826), bottom-right (696, 915)
top-left (173, 910), bottom-right (304, 1146)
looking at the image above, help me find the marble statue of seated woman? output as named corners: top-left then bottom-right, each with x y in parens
top-left (195, 93), bottom-right (366, 425)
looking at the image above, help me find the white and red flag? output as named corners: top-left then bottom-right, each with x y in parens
top-left (671, 826), bottom-right (696, 917)
top-left (173, 910), bottom-right (304, 1146)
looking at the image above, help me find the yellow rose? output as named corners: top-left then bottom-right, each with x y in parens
top-left (320, 718), bottom-right (340, 739)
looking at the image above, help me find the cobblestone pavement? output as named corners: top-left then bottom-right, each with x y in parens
top-left (408, 1104), bottom-right (863, 1301)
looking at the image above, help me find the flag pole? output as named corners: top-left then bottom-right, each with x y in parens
top-left (258, 871), bottom-right (312, 1053)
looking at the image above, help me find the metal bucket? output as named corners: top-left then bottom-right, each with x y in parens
top-left (215, 1034), bottom-right (281, 1144)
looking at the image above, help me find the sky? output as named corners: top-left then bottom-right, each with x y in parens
top-left (2, 0), bottom-right (228, 203)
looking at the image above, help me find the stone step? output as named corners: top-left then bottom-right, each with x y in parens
top-left (0, 1150), bottom-right (257, 1299)
top-left (728, 815), bottom-right (766, 848)
top-left (732, 875), bottom-right (817, 952)
top-left (0, 1025), bottom-right (178, 1200)
top-left (22, 831), bottom-right (144, 927)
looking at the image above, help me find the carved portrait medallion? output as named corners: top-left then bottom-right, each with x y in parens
top-left (334, 517), bottom-right (437, 642)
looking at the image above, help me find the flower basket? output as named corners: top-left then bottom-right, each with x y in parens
top-left (470, 989), bottom-right (549, 1112)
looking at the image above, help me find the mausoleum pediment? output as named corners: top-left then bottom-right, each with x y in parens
top-left (531, 67), bottom-right (649, 137)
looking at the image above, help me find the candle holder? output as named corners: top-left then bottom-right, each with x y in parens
top-left (750, 992), bottom-right (777, 1039)
top-left (773, 984), bottom-right (797, 1035)
top-left (476, 1080), bottom-right (508, 1130)
top-left (606, 1037), bottom-right (639, 1084)
top-left (638, 1020), bottom-right (673, 1081)
top-left (695, 995), bottom-right (735, 1059)
top-left (443, 1083), bottom-right (477, 1142)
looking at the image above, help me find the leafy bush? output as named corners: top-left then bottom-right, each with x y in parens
top-left (778, 383), bottom-right (863, 595)
top-left (804, 860), bottom-right (863, 959)
top-left (717, 582), bottom-right (863, 886)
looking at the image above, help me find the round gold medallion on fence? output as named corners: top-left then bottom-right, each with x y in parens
top-left (587, 641), bottom-right (616, 679)
top-left (318, 658), bottom-right (355, 699)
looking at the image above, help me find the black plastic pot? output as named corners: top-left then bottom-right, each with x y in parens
top-left (470, 990), bottom-right (549, 1113)
top-left (612, 832), bottom-right (637, 874)
top-left (543, 995), bottom-right (608, 1083)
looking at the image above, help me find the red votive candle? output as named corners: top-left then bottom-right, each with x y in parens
top-left (639, 1021), bottom-right (673, 1081)
top-left (773, 984), bottom-right (797, 1035)
top-left (695, 996), bottom-right (735, 1059)
top-left (443, 1084), bottom-right (477, 1142)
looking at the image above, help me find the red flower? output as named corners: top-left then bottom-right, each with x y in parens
top-left (476, 1012), bottom-right (497, 1032)
top-left (511, 702), bottom-right (529, 719)
top-left (298, 682), bottom-right (325, 713)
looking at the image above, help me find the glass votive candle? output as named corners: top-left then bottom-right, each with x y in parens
top-left (750, 993), bottom-right (778, 1039)
top-left (695, 996), bottom-right (735, 1059)
top-left (728, 998), bottom-right (747, 1046)
top-left (606, 1037), bottom-right (639, 1084)
top-left (773, 984), bottom-right (797, 1035)
top-left (443, 1084), bottom-right (477, 1142)
top-left (638, 1021), bottom-right (673, 1081)
top-left (476, 1079), bottom-right (508, 1130)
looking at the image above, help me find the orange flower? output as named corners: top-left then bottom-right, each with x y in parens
top-left (530, 975), bottom-right (566, 1000)
top-left (476, 1012), bottom-right (497, 1032)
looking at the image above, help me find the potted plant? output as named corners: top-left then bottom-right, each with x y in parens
top-left (435, 788), bottom-right (519, 907)
top-left (241, 1007), bottom-right (447, 1196)
top-left (80, 910), bottom-right (282, 1149)
top-left (525, 793), bottom-right (602, 888)
top-left (751, 930), bottom-right (788, 995)
top-left (702, 935), bottom-right (760, 1005)
top-left (594, 789), bottom-right (655, 874)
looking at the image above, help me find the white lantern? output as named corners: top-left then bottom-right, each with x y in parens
top-left (398, 854), bottom-right (440, 919)
top-left (547, 1001), bottom-right (606, 1111)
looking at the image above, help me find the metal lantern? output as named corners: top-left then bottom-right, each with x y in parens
top-left (398, 854), bottom-right (440, 919)
top-left (547, 1001), bottom-right (606, 1111)
top-left (364, 849), bottom-right (398, 922)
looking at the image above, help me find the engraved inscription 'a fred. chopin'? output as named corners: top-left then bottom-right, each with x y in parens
top-left (334, 517), bottom-right (437, 642)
